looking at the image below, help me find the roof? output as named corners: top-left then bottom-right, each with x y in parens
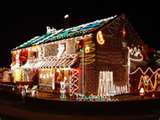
top-left (13, 15), bottom-right (117, 50)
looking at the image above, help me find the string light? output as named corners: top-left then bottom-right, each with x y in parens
top-left (130, 67), bottom-right (160, 91)
top-left (69, 68), bottom-right (79, 96)
top-left (128, 46), bottom-right (144, 62)
top-left (96, 31), bottom-right (105, 45)
top-left (64, 14), bottom-right (69, 19)
top-left (52, 71), bottom-right (55, 90)
top-left (85, 45), bottom-right (90, 54)
top-left (122, 26), bottom-right (126, 37)
top-left (130, 67), bottom-right (155, 75)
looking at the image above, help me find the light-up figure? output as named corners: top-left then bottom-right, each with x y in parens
top-left (57, 43), bottom-right (65, 58)
top-left (134, 48), bottom-right (141, 57)
top-left (60, 81), bottom-right (66, 100)
top-left (138, 74), bottom-right (153, 93)
top-left (154, 71), bottom-right (160, 91)
top-left (129, 46), bottom-right (143, 62)
top-left (46, 26), bottom-right (57, 34)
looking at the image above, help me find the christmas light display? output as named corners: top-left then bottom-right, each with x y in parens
top-left (130, 67), bottom-right (160, 93)
top-left (19, 49), bottom-right (28, 65)
top-left (0, 67), bottom-right (9, 72)
top-left (139, 87), bottom-right (145, 96)
top-left (60, 81), bottom-right (66, 99)
top-left (10, 14), bottom-right (146, 101)
top-left (138, 74), bottom-right (154, 93)
top-left (130, 67), bottom-right (155, 75)
top-left (98, 71), bottom-right (115, 97)
top-left (51, 70), bottom-right (55, 90)
top-left (14, 15), bottom-right (116, 50)
top-left (96, 31), bottom-right (105, 45)
top-left (154, 70), bottom-right (160, 91)
top-left (57, 43), bottom-right (65, 58)
top-left (12, 69), bottom-right (22, 82)
top-left (11, 50), bottom-right (20, 70)
top-left (98, 71), bottom-right (128, 97)
top-left (129, 46), bottom-right (143, 62)
top-left (79, 35), bottom-right (96, 65)
top-left (20, 54), bottom-right (78, 69)
top-left (69, 68), bottom-right (79, 96)
top-left (31, 85), bottom-right (38, 97)
top-left (11, 51), bottom-right (16, 65)
top-left (64, 14), bottom-right (69, 19)
top-left (84, 45), bottom-right (90, 54)
top-left (2, 71), bottom-right (11, 82)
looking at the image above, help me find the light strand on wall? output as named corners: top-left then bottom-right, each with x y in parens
top-left (130, 67), bottom-right (160, 82)
top-left (98, 71), bottom-right (115, 97)
top-left (69, 69), bottom-right (79, 96)
top-left (130, 67), bottom-right (155, 75)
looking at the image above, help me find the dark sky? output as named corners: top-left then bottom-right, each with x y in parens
top-left (0, 1), bottom-right (159, 67)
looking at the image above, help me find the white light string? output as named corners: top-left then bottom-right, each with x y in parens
top-left (69, 69), bottom-right (79, 96)
top-left (130, 67), bottom-right (160, 83)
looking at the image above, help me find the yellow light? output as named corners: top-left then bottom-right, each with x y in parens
top-left (39, 73), bottom-right (43, 79)
top-left (57, 69), bottom-right (60, 73)
top-left (64, 76), bottom-right (67, 81)
top-left (85, 46), bottom-right (90, 53)
top-left (46, 73), bottom-right (49, 78)
top-left (50, 72), bottom-right (52, 77)
top-left (96, 31), bottom-right (105, 45)
top-left (13, 69), bottom-right (22, 82)
top-left (43, 74), bottom-right (46, 79)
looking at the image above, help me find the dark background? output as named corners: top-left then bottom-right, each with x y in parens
top-left (0, 1), bottom-right (159, 67)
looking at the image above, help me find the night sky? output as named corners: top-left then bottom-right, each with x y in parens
top-left (0, 1), bottom-right (159, 67)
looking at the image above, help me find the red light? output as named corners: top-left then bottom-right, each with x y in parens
top-left (74, 68), bottom-right (80, 74)
top-left (79, 40), bottom-right (84, 49)
top-left (122, 28), bottom-right (126, 37)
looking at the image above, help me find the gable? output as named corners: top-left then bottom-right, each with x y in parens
top-left (13, 15), bottom-right (117, 51)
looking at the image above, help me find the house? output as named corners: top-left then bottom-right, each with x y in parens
top-left (10, 14), bottom-right (143, 99)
